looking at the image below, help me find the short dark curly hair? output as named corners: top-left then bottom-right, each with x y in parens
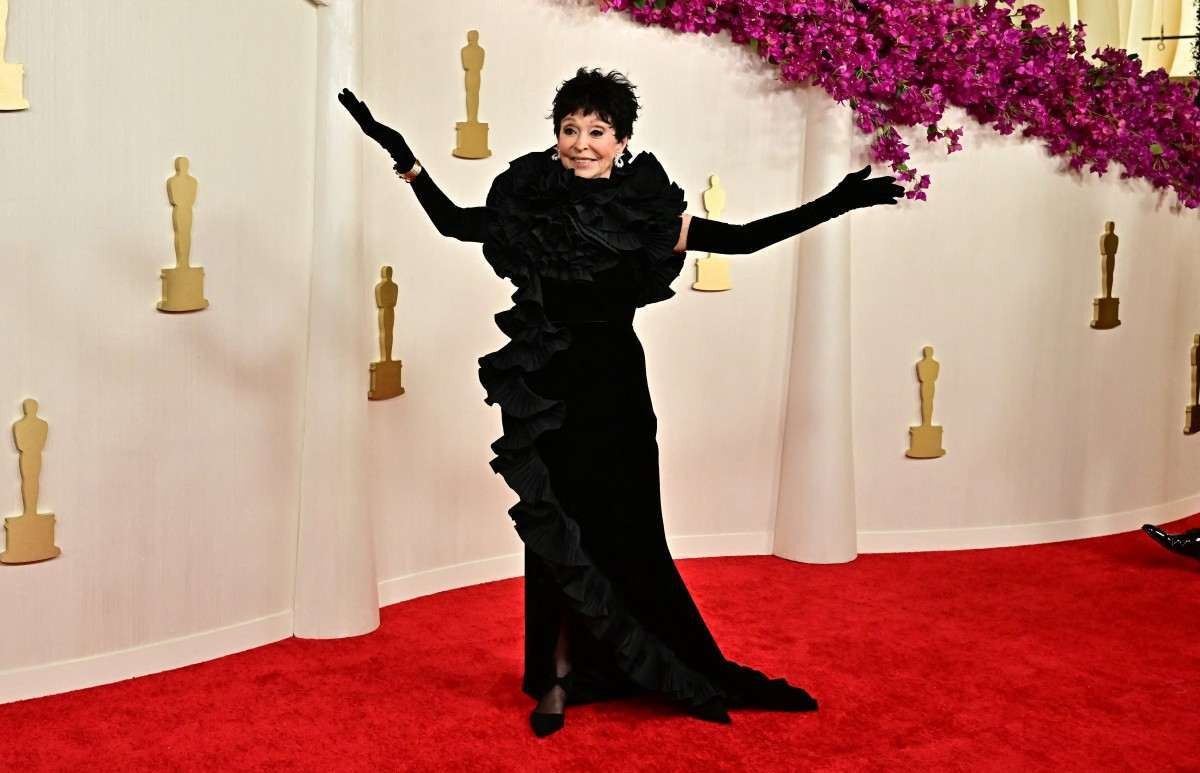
top-left (550, 67), bottom-right (640, 141)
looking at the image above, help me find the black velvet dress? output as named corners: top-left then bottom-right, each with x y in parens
top-left (478, 149), bottom-right (816, 718)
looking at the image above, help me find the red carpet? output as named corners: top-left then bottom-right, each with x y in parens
top-left (3, 515), bottom-right (1198, 771)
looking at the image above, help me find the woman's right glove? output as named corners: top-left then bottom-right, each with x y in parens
top-left (824, 165), bottom-right (906, 211)
top-left (338, 88), bottom-right (416, 172)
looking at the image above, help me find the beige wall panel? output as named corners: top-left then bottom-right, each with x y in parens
top-left (850, 108), bottom-right (1200, 536)
top-left (1039, 0), bottom-right (1073, 29)
top-left (1166, 211), bottom-right (1200, 498)
top-left (0, 0), bottom-right (316, 673)
top-left (1169, 0), bottom-right (1197, 77)
top-left (1118, 0), bottom-right (1187, 69)
top-left (1078, 0), bottom-right (1124, 49)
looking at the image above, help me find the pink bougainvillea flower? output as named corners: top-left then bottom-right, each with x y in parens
top-left (598, 0), bottom-right (1200, 207)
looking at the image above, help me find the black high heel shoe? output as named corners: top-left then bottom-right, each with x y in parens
top-left (1142, 524), bottom-right (1200, 561)
top-left (529, 671), bottom-right (574, 738)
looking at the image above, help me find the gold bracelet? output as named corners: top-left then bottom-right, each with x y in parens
top-left (399, 160), bottom-right (423, 183)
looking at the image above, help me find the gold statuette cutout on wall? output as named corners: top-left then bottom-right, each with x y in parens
top-left (369, 266), bottom-right (405, 401)
top-left (693, 174), bottom-right (732, 292)
top-left (1091, 221), bottom-right (1121, 330)
top-left (1186, 334), bottom-right (1200, 435)
top-left (0, 0), bottom-right (29, 111)
top-left (158, 157), bottom-right (209, 313)
top-left (1, 399), bottom-right (61, 564)
top-left (906, 346), bottom-right (946, 459)
top-left (452, 30), bottom-right (491, 159)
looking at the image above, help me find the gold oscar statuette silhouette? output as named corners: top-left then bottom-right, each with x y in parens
top-left (1186, 334), bottom-right (1200, 435)
top-left (906, 346), bottom-right (946, 459)
top-left (369, 266), bottom-right (405, 401)
top-left (2, 399), bottom-right (61, 564)
top-left (452, 30), bottom-right (491, 159)
top-left (158, 157), bottom-right (209, 313)
top-left (1091, 221), bottom-right (1121, 330)
top-left (693, 173), bottom-right (733, 292)
top-left (0, 0), bottom-right (30, 111)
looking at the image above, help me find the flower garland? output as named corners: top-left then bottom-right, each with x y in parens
top-left (597, 0), bottom-right (1200, 207)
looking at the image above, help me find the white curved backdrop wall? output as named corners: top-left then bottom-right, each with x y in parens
top-left (850, 118), bottom-right (1200, 550)
top-left (2, 0), bottom-right (1198, 704)
top-left (0, 0), bottom-right (316, 698)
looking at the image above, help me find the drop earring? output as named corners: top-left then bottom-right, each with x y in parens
top-left (551, 150), bottom-right (560, 161)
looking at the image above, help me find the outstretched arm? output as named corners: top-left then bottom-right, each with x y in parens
top-left (407, 170), bottom-right (489, 243)
top-left (676, 166), bottom-right (903, 254)
top-left (338, 88), bottom-right (488, 244)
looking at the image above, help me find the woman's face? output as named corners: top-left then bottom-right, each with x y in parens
top-left (556, 110), bottom-right (628, 179)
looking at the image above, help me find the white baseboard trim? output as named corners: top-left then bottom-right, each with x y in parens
top-left (0, 532), bottom-right (771, 706)
top-left (0, 610), bottom-right (293, 706)
top-left (375, 531), bottom-right (773, 607)
top-left (378, 551), bottom-right (524, 607)
top-left (856, 493), bottom-right (1200, 553)
top-left (667, 530), bottom-right (773, 559)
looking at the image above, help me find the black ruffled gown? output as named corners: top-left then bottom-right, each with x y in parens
top-left (477, 149), bottom-right (816, 718)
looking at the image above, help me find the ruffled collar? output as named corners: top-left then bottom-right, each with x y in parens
top-left (482, 146), bottom-right (687, 303)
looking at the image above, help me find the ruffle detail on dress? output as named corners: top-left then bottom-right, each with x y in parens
top-left (481, 150), bottom-right (687, 304)
top-left (476, 150), bottom-right (726, 713)
top-left (716, 660), bottom-right (819, 712)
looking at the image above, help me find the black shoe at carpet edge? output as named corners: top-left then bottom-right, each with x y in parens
top-left (1142, 524), bottom-right (1200, 560)
top-left (529, 671), bottom-right (574, 738)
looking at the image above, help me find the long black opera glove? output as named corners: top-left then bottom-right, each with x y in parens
top-left (337, 88), bottom-right (415, 170)
top-left (338, 87), bottom-right (488, 243)
top-left (686, 166), bottom-right (904, 255)
top-left (409, 172), bottom-right (489, 243)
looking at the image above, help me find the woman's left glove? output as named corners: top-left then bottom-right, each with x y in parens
top-left (683, 165), bottom-right (906, 255)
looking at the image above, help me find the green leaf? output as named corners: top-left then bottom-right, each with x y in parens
top-left (654, 0), bottom-right (668, 9)
top-left (749, 39), bottom-right (759, 53)
top-left (1150, 142), bottom-right (1164, 155)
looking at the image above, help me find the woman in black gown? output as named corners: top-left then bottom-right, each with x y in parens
top-left (339, 68), bottom-right (901, 737)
